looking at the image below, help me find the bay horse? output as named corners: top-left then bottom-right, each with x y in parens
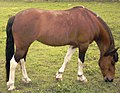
top-left (6, 6), bottom-right (119, 91)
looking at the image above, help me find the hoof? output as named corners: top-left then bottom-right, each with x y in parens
top-left (56, 72), bottom-right (63, 81)
top-left (22, 78), bottom-right (31, 83)
top-left (7, 82), bottom-right (15, 91)
top-left (81, 78), bottom-right (88, 83)
top-left (8, 86), bottom-right (15, 91)
top-left (56, 77), bottom-right (63, 81)
top-left (77, 75), bottom-right (88, 83)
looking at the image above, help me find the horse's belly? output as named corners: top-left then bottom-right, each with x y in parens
top-left (37, 36), bottom-right (69, 46)
top-left (37, 39), bottom-right (68, 46)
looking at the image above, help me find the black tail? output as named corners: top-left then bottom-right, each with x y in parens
top-left (5, 16), bottom-right (15, 82)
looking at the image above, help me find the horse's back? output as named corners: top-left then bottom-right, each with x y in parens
top-left (12, 7), bottom-right (100, 47)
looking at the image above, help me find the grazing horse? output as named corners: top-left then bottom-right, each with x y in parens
top-left (6, 6), bottom-right (119, 91)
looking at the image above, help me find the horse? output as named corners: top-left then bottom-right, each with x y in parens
top-left (5, 6), bottom-right (119, 91)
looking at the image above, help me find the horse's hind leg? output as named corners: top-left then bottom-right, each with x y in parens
top-left (7, 46), bottom-right (29, 91)
top-left (20, 57), bottom-right (31, 83)
top-left (56, 46), bottom-right (76, 81)
top-left (7, 56), bottom-right (18, 91)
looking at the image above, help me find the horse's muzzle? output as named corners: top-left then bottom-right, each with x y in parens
top-left (104, 77), bottom-right (113, 82)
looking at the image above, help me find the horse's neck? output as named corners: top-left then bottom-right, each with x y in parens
top-left (96, 31), bottom-right (110, 56)
top-left (96, 17), bottom-right (115, 57)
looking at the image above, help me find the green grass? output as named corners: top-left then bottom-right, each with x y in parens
top-left (0, 1), bottom-right (120, 93)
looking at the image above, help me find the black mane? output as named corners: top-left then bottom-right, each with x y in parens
top-left (86, 8), bottom-right (115, 53)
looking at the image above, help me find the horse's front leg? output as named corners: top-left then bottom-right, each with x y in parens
top-left (56, 46), bottom-right (76, 81)
top-left (20, 59), bottom-right (31, 83)
top-left (77, 47), bottom-right (88, 83)
top-left (77, 58), bottom-right (87, 82)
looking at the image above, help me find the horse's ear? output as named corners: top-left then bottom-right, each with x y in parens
top-left (108, 47), bottom-right (119, 62)
top-left (113, 52), bottom-right (119, 62)
top-left (113, 47), bottom-right (119, 62)
top-left (104, 47), bottom-right (119, 56)
top-left (110, 47), bottom-right (119, 55)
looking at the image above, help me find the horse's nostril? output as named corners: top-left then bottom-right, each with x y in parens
top-left (104, 76), bottom-right (108, 82)
top-left (109, 79), bottom-right (113, 82)
top-left (105, 78), bottom-right (109, 82)
top-left (104, 77), bottom-right (113, 82)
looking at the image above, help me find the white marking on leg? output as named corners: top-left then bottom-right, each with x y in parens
top-left (7, 56), bottom-right (18, 91)
top-left (56, 46), bottom-right (76, 80)
top-left (59, 46), bottom-right (76, 72)
top-left (20, 59), bottom-right (31, 83)
top-left (77, 58), bottom-right (87, 82)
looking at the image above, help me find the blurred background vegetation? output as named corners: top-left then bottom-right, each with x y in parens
top-left (1, 0), bottom-right (120, 2)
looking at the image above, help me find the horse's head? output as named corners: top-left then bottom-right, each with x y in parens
top-left (99, 47), bottom-right (119, 82)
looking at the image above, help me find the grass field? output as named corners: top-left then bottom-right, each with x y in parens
top-left (0, 1), bottom-right (120, 93)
